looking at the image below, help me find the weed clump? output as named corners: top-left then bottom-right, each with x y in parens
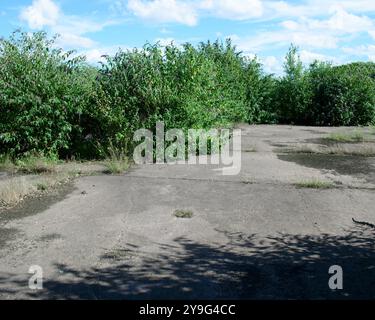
top-left (294, 180), bottom-right (335, 189)
top-left (174, 210), bottom-right (194, 219)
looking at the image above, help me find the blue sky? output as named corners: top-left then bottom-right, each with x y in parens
top-left (1, 0), bottom-right (375, 73)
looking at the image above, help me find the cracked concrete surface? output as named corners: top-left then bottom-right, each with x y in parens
top-left (1, 125), bottom-right (375, 299)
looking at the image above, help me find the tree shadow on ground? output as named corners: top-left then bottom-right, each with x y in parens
top-left (1, 227), bottom-right (375, 299)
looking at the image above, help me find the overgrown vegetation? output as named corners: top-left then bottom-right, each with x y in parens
top-left (1, 31), bottom-right (375, 162)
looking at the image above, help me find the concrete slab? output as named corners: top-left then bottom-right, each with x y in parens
top-left (1, 125), bottom-right (375, 299)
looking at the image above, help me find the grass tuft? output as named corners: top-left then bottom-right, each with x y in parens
top-left (36, 183), bottom-right (48, 191)
top-left (174, 209), bottom-right (194, 219)
top-left (102, 144), bottom-right (130, 174)
top-left (294, 180), bottom-right (335, 189)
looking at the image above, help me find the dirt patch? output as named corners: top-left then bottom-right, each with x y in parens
top-left (0, 181), bottom-right (75, 222)
top-left (278, 154), bottom-right (375, 184)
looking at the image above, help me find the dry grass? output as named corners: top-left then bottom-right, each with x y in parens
top-left (0, 177), bottom-right (32, 207)
top-left (0, 173), bottom-right (72, 209)
top-left (103, 156), bottom-right (130, 174)
top-left (102, 145), bottom-right (130, 174)
top-left (0, 155), bottom-right (57, 174)
top-left (15, 156), bottom-right (57, 174)
top-left (0, 155), bottom-right (111, 211)
top-left (326, 131), bottom-right (367, 143)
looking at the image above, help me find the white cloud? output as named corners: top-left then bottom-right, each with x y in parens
top-left (306, 8), bottom-right (374, 34)
top-left (56, 34), bottom-right (97, 49)
top-left (233, 29), bottom-right (338, 53)
top-left (262, 55), bottom-right (282, 74)
top-left (127, 0), bottom-right (198, 26)
top-left (201, 0), bottom-right (263, 20)
top-left (265, 0), bottom-right (375, 19)
top-left (19, 0), bottom-right (115, 49)
top-left (120, 0), bottom-right (375, 29)
top-left (328, 0), bottom-right (375, 14)
top-left (343, 45), bottom-right (375, 61)
top-left (280, 20), bottom-right (299, 30)
top-left (299, 50), bottom-right (338, 64)
top-left (84, 49), bottom-right (106, 64)
top-left (82, 47), bottom-right (117, 64)
top-left (235, 8), bottom-right (374, 54)
top-left (265, 1), bottom-right (316, 18)
top-left (82, 45), bottom-right (133, 64)
top-left (369, 30), bottom-right (375, 40)
top-left (122, 0), bottom-right (375, 25)
top-left (126, 0), bottom-right (264, 25)
top-left (284, 8), bottom-right (375, 39)
top-left (20, 0), bottom-right (59, 29)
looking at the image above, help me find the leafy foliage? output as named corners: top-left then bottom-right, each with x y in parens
top-left (90, 40), bottom-right (265, 153)
top-left (0, 31), bottom-right (374, 160)
top-left (308, 62), bottom-right (375, 126)
top-left (0, 31), bottom-right (94, 157)
top-left (273, 45), bottom-right (312, 124)
top-left (272, 46), bottom-right (375, 126)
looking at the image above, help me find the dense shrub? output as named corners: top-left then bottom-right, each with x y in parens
top-left (1, 31), bottom-right (374, 160)
top-left (272, 47), bottom-right (375, 126)
top-left (273, 46), bottom-right (313, 124)
top-left (335, 62), bottom-right (375, 80)
top-left (90, 40), bottom-right (261, 153)
top-left (308, 62), bottom-right (375, 126)
top-left (0, 31), bottom-right (95, 157)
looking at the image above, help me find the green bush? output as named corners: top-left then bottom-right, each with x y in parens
top-left (308, 62), bottom-right (375, 126)
top-left (90, 40), bottom-right (257, 154)
top-left (272, 47), bottom-right (375, 126)
top-left (273, 45), bottom-right (312, 124)
top-left (0, 31), bottom-right (94, 158)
